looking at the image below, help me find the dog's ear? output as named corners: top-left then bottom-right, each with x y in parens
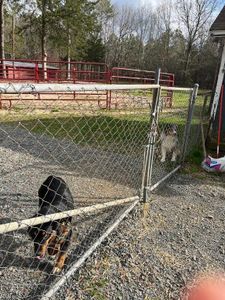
top-left (38, 176), bottom-right (67, 205)
top-left (27, 226), bottom-right (38, 239)
top-left (164, 126), bottom-right (169, 134)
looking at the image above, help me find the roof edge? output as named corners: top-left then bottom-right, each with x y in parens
top-left (210, 29), bottom-right (225, 37)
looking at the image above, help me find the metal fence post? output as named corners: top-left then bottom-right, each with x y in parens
top-left (181, 83), bottom-right (199, 162)
top-left (142, 69), bottom-right (161, 202)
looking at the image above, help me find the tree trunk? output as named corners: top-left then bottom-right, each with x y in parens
top-left (41, 0), bottom-right (47, 80)
top-left (0, 0), bottom-right (5, 78)
top-left (183, 42), bottom-right (192, 83)
top-left (67, 28), bottom-right (71, 80)
top-left (12, 13), bottom-right (15, 60)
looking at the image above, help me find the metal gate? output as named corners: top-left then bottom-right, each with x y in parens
top-left (141, 84), bottom-right (199, 201)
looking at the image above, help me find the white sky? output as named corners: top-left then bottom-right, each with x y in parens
top-left (139, 0), bottom-right (158, 6)
top-left (112, 0), bottom-right (159, 7)
top-left (112, 0), bottom-right (224, 11)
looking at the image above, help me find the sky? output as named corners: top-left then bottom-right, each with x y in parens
top-left (112, 0), bottom-right (224, 11)
top-left (112, 0), bottom-right (159, 8)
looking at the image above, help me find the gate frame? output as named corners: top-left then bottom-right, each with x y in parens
top-left (141, 83), bottom-right (199, 201)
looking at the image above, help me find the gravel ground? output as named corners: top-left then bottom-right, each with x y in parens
top-left (52, 171), bottom-right (225, 300)
top-left (0, 124), bottom-right (140, 300)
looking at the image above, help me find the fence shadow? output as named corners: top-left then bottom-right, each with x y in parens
top-left (0, 116), bottom-right (147, 190)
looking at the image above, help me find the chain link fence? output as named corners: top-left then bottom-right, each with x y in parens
top-left (0, 83), bottom-right (199, 299)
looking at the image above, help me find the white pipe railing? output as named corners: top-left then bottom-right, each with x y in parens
top-left (0, 196), bottom-right (139, 234)
top-left (0, 83), bottom-right (160, 93)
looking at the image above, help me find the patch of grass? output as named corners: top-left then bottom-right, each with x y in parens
top-left (36, 115), bottom-right (147, 153)
top-left (182, 163), bottom-right (202, 174)
top-left (1, 108), bottom-right (202, 160)
top-left (131, 89), bottom-right (153, 97)
top-left (84, 279), bottom-right (108, 300)
top-left (188, 149), bottom-right (203, 165)
top-left (51, 107), bottom-right (60, 113)
top-left (11, 106), bottom-right (25, 112)
top-left (182, 148), bottom-right (204, 174)
top-left (1, 113), bottom-right (150, 155)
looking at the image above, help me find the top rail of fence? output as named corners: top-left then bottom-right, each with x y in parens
top-left (161, 86), bottom-right (193, 92)
top-left (0, 83), bottom-right (161, 93)
top-left (0, 196), bottom-right (139, 235)
top-left (112, 67), bottom-right (174, 77)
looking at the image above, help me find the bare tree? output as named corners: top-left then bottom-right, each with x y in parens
top-left (96, 0), bottom-right (115, 44)
top-left (134, 5), bottom-right (154, 68)
top-left (155, 0), bottom-right (174, 69)
top-left (41, 0), bottom-right (47, 80)
top-left (105, 5), bottom-right (135, 66)
top-left (7, 0), bottom-right (23, 59)
top-left (176, 0), bottom-right (218, 81)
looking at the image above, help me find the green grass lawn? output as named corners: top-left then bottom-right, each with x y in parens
top-left (0, 112), bottom-right (150, 155)
top-left (0, 91), bottom-right (206, 155)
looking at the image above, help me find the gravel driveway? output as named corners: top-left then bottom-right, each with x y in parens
top-left (0, 124), bottom-right (139, 300)
top-left (52, 171), bottom-right (225, 300)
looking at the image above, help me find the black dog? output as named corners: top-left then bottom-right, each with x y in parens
top-left (27, 175), bottom-right (74, 273)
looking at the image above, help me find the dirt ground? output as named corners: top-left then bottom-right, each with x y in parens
top-left (53, 170), bottom-right (225, 300)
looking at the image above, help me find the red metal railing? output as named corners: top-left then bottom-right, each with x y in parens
top-left (0, 60), bottom-right (175, 109)
top-left (0, 60), bottom-right (174, 86)
top-left (111, 67), bottom-right (174, 107)
top-left (0, 59), bottom-right (110, 83)
top-left (111, 67), bottom-right (174, 85)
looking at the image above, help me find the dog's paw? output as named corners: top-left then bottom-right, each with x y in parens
top-left (160, 158), bottom-right (165, 163)
top-left (36, 255), bottom-right (45, 261)
top-left (171, 158), bottom-right (176, 162)
top-left (52, 266), bottom-right (62, 274)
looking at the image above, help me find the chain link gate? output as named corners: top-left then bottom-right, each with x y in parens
top-left (0, 82), bottom-right (199, 299)
top-left (141, 84), bottom-right (199, 200)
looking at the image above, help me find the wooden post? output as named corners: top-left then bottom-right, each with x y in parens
top-left (210, 41), bottom-right (225, 122)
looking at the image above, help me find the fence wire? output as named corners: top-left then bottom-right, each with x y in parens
top-left (0, 83), bottom-right (156, 300)
top-left (142, 85), bottom-right (199, 193)
top-left (185, 91), bottom-right (211, 158)
top-left (153, 87), bottom-right (192, 186)
top-left (0, 83), bottom-right (199, 299)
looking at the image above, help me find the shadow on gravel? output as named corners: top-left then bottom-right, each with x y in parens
top-left (0, 227), bottom-right (31, 269)
top-left (0, 124), bottom-right (143, 190)
top-left (153, 185), bottom-right (184, 197)
top-left (153, 172), bottom-right (225, 199)
top-left (0, 192), bottom-right (36, 208)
